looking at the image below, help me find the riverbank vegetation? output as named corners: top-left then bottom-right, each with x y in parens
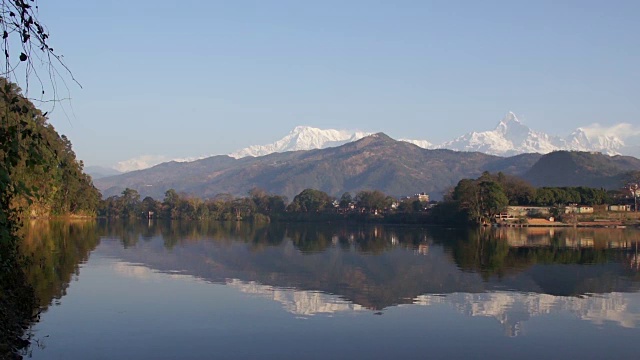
top-left (1, 78), bottom-right (100, 357)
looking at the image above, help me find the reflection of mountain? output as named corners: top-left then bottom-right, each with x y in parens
top-left (413, 292), bottom-right (640, 337)
top-left (227, 279), bottom-right (365, 316)
top-left (108, 259), bottom-right (640, 336)
top-left (109, 257), bottom-right (640, 337)
top-left (94, 222), bottom-right (640, 311)
top-left (23, 220), bottom-right (640, 341)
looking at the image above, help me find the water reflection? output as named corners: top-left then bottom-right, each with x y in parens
top-left (21, 220), bottom-right (100, 309)
top-left (23, 221), bottom-right (640, 336)
top-left (413, 292), bottom-right (640, 337)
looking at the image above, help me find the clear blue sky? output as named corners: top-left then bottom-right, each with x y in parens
top-left (37, 0), bottom-right (640, 168)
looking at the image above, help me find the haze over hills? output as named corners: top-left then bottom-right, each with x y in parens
top-left (84, 166), bottom-right (122, 180)
top-left (94, 132), bottom-right (640, 201)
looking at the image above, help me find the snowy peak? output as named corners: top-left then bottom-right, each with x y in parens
top-left (440, 112), bottom-right (559, 155)
top-left (226, 113), bottom-right (633, 161)
top-left (438, 112), bottom-right (632, 156)
top-left (400, 138), bottom-right (434, 149)
top-left (229, 126), bottom-right (371, 158)
top-left (495, 111), bottom-right (522, 134)
top-left (112, 113), bottom-right (637, 172)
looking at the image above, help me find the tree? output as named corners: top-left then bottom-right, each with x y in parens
top-left (478, 181), bottom-right (509, 221)
top-left (453, 179), bottom-right (482, 224)
top-left (339, 192), bottom-right (352, 210)
top-left (287, 189), bottom-right (332, 212)
top-left (453, 177), bottom-right (508, 225)
top-left (120, 188), bottom-right (141, 218)
top-left (141, 196), bottom-right (160, 217)
top-left (355, 190), bottom-right (391, 213)
top-left (249, 187), bottom-right (286, 214)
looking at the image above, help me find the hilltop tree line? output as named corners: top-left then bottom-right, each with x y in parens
top-left (98, 187), bottom-right (429, 221)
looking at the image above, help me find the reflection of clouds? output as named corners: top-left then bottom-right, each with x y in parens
top-left (414, 292), bottom-right (640, 336)
top-left (227, 279), bottom-right (364, 316)
top-left (111, 262), bottom-right (193, 282)
top-left (112, 262), bottom-right (155, 280)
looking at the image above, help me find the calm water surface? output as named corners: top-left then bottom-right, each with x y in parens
top-left (21, 221), bottom-right (640, 359)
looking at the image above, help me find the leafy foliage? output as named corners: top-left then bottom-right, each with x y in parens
top-left (446, 171), bottom-right (615, 225)
top-left (1, 78), bottom-right (96, 357)
top-left (0, 78), bottom-right (100, 218)
top-left (286, 188), bottom-right (333, 213)
top-left (451, 172), bottom-right (509, 224)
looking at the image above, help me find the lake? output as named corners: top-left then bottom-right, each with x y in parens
top-left (21, 220), bottom-right (640, 359)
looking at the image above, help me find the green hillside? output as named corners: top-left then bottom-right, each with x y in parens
top-left (523, 151), bottom-right (640, 189)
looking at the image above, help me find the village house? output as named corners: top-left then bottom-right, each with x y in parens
top-left (608, 204), bottom-right (632, 212)
top-left (414, 192), bottom-right (430, 202)
top-left (564, 204), bottom-right (594, 214)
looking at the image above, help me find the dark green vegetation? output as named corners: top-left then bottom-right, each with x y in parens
top-left (95, 134), bottom-right (640, 203)
top-left (100, 173), bottom-right (632, 229)
top-left (99, 187), bottom-right (430, 224)
top-left (1, 79), bottom-right (100, 358)
top-left (1, 1), bottom-right (82, 355)
top-left (0, 80), bottom-right (100, 218)
top-left (439, 171), bottom-right (622, 225)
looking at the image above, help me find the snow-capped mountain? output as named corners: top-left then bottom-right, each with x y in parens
top-left (227, 112), bottom-right (632, 160)
top-left (108, 112), bottom-right (637, 172)
top-left (398, 139), bottom-right (434, 149)
top-left (439, 112), bottom-right (561, 155)
top-left (562, 128), bottom-right (625, 154)
top-left (438, 112), bottom-right (632, 156)
top-left (228, 125), bottom-right (371, 158)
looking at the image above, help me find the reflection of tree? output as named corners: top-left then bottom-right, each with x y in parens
top-left (444, 227), bottom-right (638, 289)
top-left (287, 225), bottom-right (333, 253)
top-left (21, 221), bottom-right (101, 309)
top-left (449, 228), bottom-right (515, 280)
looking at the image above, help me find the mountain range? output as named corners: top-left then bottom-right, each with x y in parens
top-left (95, 112), bottom-right (639, 176)
top-left (228, 112), bottom-right (639, 160)
top-left (94, 131), bottom-right (640, 200)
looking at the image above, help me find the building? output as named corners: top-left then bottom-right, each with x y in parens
top-left (608, 204), bottom-right (632, 212)
top-left (414, 192), bottom-right (429, 202)
top-left (564, 204), bottom-right (594, 214)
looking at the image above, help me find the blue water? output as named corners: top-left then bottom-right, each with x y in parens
top-left (23, 222), bottom-right (640, 359)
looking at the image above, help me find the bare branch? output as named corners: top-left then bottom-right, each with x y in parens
top-left (1, 0), bottom-right (80, 111)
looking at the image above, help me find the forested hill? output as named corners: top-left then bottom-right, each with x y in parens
top-left (523, 151), bottom-right (640, 189)
top-left (96, 134), bottom-right (640, 201)
top-left (96, 133), bottom-right (541, 200)
top-left (0, 79), bottom-right (100, 217)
